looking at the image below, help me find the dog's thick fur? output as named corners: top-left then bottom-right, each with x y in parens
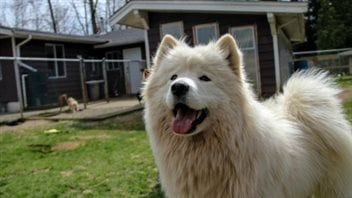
top-left (142, 34), bottom-right (352, 198)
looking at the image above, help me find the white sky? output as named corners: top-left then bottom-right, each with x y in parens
top-left (0, 0), bottom-right (125, 35)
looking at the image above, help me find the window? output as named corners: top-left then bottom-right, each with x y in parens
top-left (230, 26), bottom-right (260, 93)
top-left (106, 51), bottom-right (123, 71)
top-left (88, 57), bottom-right (101, 76)
top-left (193, 23), bottom-right (219, 45)
top-left (46, 44), bottom-right (66, 78)
top-left (160, 22), bottom-right (184, 39)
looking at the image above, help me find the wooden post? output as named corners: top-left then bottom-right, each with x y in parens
top-left (102, 58), bottom-right (109, 103)
top-left (79, 58), bottom-right (88, 109)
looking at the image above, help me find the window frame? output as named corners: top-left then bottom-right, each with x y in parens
top-left (105, 51), bottom-right (123, 71)
top-left (229, 25), bottom-right (261, 94)
top-left (193, 23), bottom-right (219, 45)
top-left (46, 43), bottom-right (67, 79)
top-left (160, 21), bottom-right (184, 39)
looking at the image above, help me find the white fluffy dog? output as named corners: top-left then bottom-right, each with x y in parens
top-left (142, 34), bottom-right (352, 198)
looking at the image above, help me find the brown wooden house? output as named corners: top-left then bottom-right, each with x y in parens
top-left (109, 0), bottom-right (308, 97)
top-left (0, 26), bottom-right (145, 112)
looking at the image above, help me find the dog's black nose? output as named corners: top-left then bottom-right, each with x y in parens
top-left (171, 82), bottom-right (189, 97)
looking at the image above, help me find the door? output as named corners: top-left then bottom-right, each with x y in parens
top-left (26, 71), bottom-right (48, 107)
top-left (106, 51), bottom-right (125, 97)
top-left (122, 47), bottom-right (143, 94)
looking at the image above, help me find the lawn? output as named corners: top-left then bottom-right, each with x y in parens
top-left (0, 112), bottom-right (163, 198)
top-left (0, 77), bottom-right (351, 198)
top-left (338, 76), bottom-right (352, 121)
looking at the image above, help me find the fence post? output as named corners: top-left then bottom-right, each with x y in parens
top-left (102, 58), bottom-right (109, 103)
top-left (79, 57), bottom-right (88, 109)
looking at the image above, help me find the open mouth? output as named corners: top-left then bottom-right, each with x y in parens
top-left (171, 103), bottom-right (208, 135)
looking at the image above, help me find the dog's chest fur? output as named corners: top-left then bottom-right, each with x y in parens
top-left (153, 128), bottom-right (260, 198)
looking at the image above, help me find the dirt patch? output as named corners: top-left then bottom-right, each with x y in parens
top-left (0, 120), bottom-right (53, 133)
top-left (339, 87), bottom-right (352, 102)
top-left (51, 141), bottom-right (82, 152)
top-left (60, 170), bottom-right (73, 177)
top-left (70, 134), bottom-right (111, 141)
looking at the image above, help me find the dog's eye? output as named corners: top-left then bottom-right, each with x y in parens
top-left (199, 75), bottom-right (211, 82)
top-left (170, 74), bottom-right (178, 81)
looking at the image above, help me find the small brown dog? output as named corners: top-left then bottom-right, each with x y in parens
top-left (58, 94), bottom-right (68, 112)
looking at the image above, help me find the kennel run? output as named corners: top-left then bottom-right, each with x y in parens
top-left (0, 56), bottom-right (146, 117)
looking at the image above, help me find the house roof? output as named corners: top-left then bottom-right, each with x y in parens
top-left (109, 0), bottom-right (308, 42)
top-left (93, 28), bottom-right (145, 48)
top-left (0, 25), bottom-right (145, 47)
top-left (0, 25), bottom-right (107, 44)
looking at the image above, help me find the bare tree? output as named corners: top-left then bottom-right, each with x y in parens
top-left (13, 0), bottom-right (31, 28)
top-left (88, 0), bottom-right (99, 34)
top-left (0, 0), bottom-right (129, 35)
top-left (54, 3), bottom-right (71, 34)
top-left (28, 0), bottom-right (48, 31)
top-left (84, 0), bottom-right (89, 34)
top-left (47, 0), bottom-right (57, 33)
top-left (71, 0), bottom-right (89, 35)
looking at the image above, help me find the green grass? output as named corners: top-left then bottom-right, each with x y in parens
top-left (336, 75), bottom-right (352, 87)
top-left (0, 112), bottom-right (164, 198)
top-left (1, 78), bottom-right (352, 198)
top-left (344, 98), bottom-right (352, 121)
top-left (336, 75), bottom-right (352, 121)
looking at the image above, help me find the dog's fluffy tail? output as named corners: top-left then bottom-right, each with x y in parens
top-left (282, 69), bottom-right (352, 196)
top-left (282, 69), bottom-right (349, 127)
top-left (282, 69), bottom-right (342, 120)
top-left (283, 69), bottom-right (352, 172)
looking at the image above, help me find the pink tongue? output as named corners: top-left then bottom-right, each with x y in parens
top-left (172, 109), bottom-right (197, 134)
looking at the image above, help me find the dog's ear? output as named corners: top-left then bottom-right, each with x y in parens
top-left (215, 34), bottom-right (243, 78)
top-left (153, 34), bottom-right (178, 70)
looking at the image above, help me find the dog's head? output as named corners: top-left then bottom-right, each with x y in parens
top-left (144, 34), bottom-right (247, 136)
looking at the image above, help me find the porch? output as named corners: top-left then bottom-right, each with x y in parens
top-left (0, 97), bottom-right (142, 125)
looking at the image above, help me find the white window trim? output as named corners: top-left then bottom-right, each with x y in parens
top-left (160, 21), bottom-right (184, 38)
top-left (105, 51), bottom-right (122, 71)
top-left (193, 23), bottom-right (219, 45)
top-left (229, 25), bottom-right (261, 94)
top-left (46, 43), bottom-right (67, 79)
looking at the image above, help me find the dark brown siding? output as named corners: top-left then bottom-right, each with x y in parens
top-left (20, 40), bottom-right (96, 104)
top-left (148, 12), bottom-right (275, 97)
top-left (0, 39), bottom-right (17, 103)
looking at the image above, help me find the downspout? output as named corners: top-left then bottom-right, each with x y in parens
top-left (16, 34), bottom-right (32, 59)
top-left (17, 35), bottom-right (33, 108)
top-left (11, 34), bottom-right (24, 118)
top-left (12, 33), bottom-right (33, 115)
top-left (267, 13), bottom-right (280, 92)
top-left (134, 10), bottom-right (151, 69)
